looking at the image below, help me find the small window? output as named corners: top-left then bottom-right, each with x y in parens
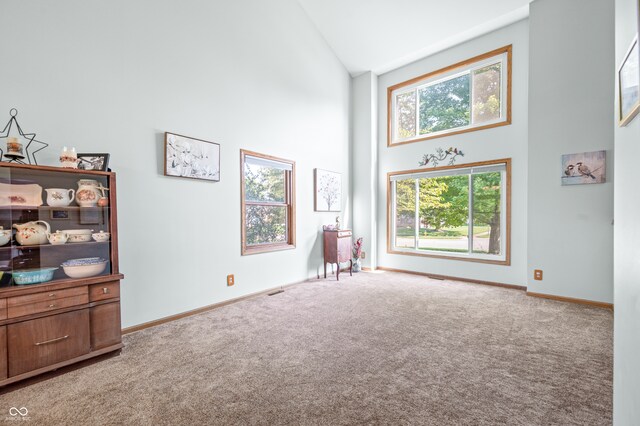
top-left (388, 159), bottom-right (510, 264)
top-left (241, 150), bottom-right (296, 255)
top-left (388, 46), bottom-right (512, 146)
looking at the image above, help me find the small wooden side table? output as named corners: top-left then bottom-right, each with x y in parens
top-left (323, 229), bottom-right (353, 281)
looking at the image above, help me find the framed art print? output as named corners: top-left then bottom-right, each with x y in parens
top-left (618, 35), bottom-right (640, 126)
top-left (164, 132), bottom-right (220, 182)
top-left (314, 169), bottom-right (341, 212)
top-left (561, 150), bottom-right (606, 185)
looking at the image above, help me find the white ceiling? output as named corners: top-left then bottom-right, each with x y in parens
top-left (296, 0), bottom-right (533, 76)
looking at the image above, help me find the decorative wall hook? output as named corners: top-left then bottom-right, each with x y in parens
top-left (0, 109), bottom-right (49, 165)
top-left (419, 147), bottom-right (464, 167)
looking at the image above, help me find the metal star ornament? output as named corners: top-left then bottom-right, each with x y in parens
top-left (0, 109), bottom-right (48, 165)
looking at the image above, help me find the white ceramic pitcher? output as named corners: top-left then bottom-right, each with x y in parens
top-left (45, 188), bottom-right (75, 207)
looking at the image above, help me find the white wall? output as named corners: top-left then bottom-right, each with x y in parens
top-left (527, 0), bottom-right (614, 303)
top-left (613, 0), bottom-right (640, 422)
top-left (0, 0), bottom-right (351, 328)
top-left (374, 20), bottom-right (529, 286)
top-left (351, 72), bottom-right (378, 269)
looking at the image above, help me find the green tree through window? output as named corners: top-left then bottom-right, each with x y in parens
top-left (392, 164), bottom-right (506, 259)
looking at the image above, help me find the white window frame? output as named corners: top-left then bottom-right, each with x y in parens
top-left (387, 159), bottom-right (511, 265)
top-left (387, 45), bottom-right (512, 147)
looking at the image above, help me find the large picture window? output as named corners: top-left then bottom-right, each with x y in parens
top-left (388, 45), bottom-right (512, 146)
top-left (241, 150), bottom-right (296, 255)
top-left (388, 159), bottom-right (510, 264)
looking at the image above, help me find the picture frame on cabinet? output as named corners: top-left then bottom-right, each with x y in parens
top-left (77, 153), bottom-right (110, 171)
top-left (618, 35), bottom-right (639, 126)
top-left (314, 169), bottom-right (341, 212)
top-left (164, 132), bottom-right (220, 182)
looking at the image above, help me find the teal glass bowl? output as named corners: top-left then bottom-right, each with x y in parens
top-left (12, 267), bottom-right (58, 285)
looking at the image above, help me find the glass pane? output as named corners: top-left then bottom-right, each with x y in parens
top-left (418, 175), bottom-right (469, 253)
top-left (395, 91), bottom-right (416, 139)
top-left (394, 179), bottom-right (416, 249)
top-left (419, 73), bottom-right (470, 134)
top-left (0, 167), bottom-right (113, 286)
top-left (246, 205), bottom-right (287, 245)
top-left (472, 172), bottom-right (502, 255)
top-left (244, 163), bottom-right (285, 203)
top-left (472, 63), bottom-right (501, 124)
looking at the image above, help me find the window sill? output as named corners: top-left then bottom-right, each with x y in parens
top-left (242, 243), bottom-right (296, 256)
top-left (387, 248), bottom-right (510, 266)
top-left (389, 119), bottom-right (511, 147)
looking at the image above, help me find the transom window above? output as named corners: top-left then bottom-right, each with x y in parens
top-left (388, 45), bottom-right (512, 146)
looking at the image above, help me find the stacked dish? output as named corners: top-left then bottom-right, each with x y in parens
top-left (62, 229), bottom-right (93, 243)
top-left (61, 257), bottom-right (107, 278)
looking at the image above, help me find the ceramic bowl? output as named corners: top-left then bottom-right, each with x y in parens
top-left (61, 257), bottom-right (103, 266)
top-left (67, 234), bottom-right (92, 243)
top-left (92, 231), bottom-right (110, 242)
top-left (63, 229), bottom-right (93, 243)
top-left (0, 230), bottom-right (11, 246)
top-left (13, 267), bottom-right (58, 285)
top-left (61, 258), bottom-right (107, 278)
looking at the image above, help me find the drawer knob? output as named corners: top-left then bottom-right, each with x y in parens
top-left (103, 287), bottom-right (109, 294)
top-left (48, 293), bottom-right (55, 297)
top-left (48, 304), bottom-right (56, 308)
top-left (34, 335), bottom-right (69, 346)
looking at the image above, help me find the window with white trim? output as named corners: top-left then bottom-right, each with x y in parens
top-left (388, 46), bottom-right (511, 146)
top-left (389, 160), bottom-right (510, 264)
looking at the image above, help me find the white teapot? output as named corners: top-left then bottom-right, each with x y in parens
top-left (46, 230), bottom-right (69, 245)
top-left (13, 220), bottom-right (51, 246)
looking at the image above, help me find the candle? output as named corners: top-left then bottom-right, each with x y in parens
top-left (6, 137), bottom-right (23, 157)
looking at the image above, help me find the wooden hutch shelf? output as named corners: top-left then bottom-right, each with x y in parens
top-left (0, 162), bottom-right (123, 387)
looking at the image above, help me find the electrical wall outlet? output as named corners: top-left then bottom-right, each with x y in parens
top-left (227, 274), bottom-right (235, 286)
top-left (534, 270), bottom-right (543, 281)
top-left (361, 251), bottom-right (366, 259)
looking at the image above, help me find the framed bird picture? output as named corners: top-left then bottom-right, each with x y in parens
top-left (561, 150), bottom-right (606, 185)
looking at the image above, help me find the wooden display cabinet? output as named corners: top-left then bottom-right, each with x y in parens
top-left (0, 163), bottom-right (123, 386)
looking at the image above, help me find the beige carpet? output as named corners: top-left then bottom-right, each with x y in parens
top-left (0, 271), bottom-right (612, 425)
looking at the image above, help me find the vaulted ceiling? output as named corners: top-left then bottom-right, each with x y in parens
top-left (296, 0), bottom-right (533, 76)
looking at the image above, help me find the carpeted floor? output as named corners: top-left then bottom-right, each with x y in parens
top-left (0, 271), bottom-right (612, 425)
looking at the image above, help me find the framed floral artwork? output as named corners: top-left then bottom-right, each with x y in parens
top-left (164, 132), bottom-right (220, 182)
top-left (314, 169), bottom-right (341, 212)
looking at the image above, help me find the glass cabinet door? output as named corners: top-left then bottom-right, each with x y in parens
top-left (0, 166), bottom-right (113, 287)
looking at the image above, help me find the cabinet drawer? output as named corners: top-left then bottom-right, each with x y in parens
top-left (89, 282), bottom-right (120, 302)
top-left (337, 231), bottom-right (352, 238)
top-left (8, 309), bottom-right (90, 377)
top-left (8, 286), bottom-right (88, 308)
top-left (8, 294), bottom-right (89, 319)
top-left (90, 302), bottom-right (121, 350)
top-left (0, 299), bottom-right (6, 321)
